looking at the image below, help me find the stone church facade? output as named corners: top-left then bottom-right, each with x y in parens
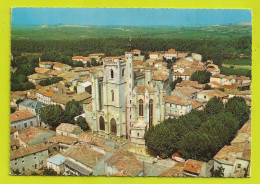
top-left (87, 52), bottom-right (189, 144)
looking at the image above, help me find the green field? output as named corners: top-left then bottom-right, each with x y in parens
top-left (223, 59), bottom-right (251, 66)
top-left (11, 23), bottom-right (252, 40)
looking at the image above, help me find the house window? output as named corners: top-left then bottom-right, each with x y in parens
top-left (24, 123), bottom-right (27, 128)
top-left (130, 74), bottom-right (131, 78)
top-left (111, 69), bottom-right (114, 79)
top-left (137, 133), bottom-right (140, 137)
top-left (30, 121), bottom-right (33, 126)
top-left (111, 90), bottom-right (114, 101)
top-left (35, 164), bottom-right (37, 169)
top-left (130, 115), bottom-right (131, 119)
top-left (15, 163), bottom-right (17, 165)
top-left (22, 160), bottom-right (25, 163)
top-left (204, 95), bottom-right (206, 99)
top-left (34, 157), bottom-right (36, 159)
top-left (22, 167), bottom-right (25, 171)
top-left (122, 68), bottom-right (125, 77)
top-left (130, 100), bottom-right (131, 104)
top-left (139, 99), bottom-right (143, 116)
top-left (238, 164), bottom-right (241, 168)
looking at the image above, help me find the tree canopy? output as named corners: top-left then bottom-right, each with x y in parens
top-left (144, 96), bottom-right (249, 161)
top-left (190, 70), bottom-right (212, 84)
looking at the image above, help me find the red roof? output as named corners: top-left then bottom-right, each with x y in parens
top-left (10, 110), bottom-right (36, 122)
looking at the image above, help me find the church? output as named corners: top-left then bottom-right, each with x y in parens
top-left (85, 51), bottom-right (192, 144)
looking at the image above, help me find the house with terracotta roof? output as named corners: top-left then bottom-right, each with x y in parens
top-left (72, 56), bottom-right (84, 62)
top-left (164, 48), bottom-right (177, 60)
top-left (131, 49), bottom-right (141, 56)
top-left (197, 89), bottom-right (228, 102)
top-left (56, 123), bottom-right (82, 138)
top-left (10, 110), bottom-right (37, 130)
top-left (39, 61), bottom-right (56, 69)
top-left (149, 52), bottom-right (159, 59)
top-left (206, 63), bottom-right (220, 75)
top-left (10, 142), bottom-right (50, 175)
top-left (19, 99), bottom-right (42, 122)
top-left (104, 151), bottom-right (143, 176)
top-left (35, 67), bottom-right (50, 74)
top-left (175, 80), bottom-right (204, 90)
top-left (183, 159), bottom-right (207, 177)
top-left (18, 126), bottom-right (55, 146)
top-left (163, 95), bottom-right (192, 118)
top-left (160, 162), bottom-right (185, 177)
top-left (213, 145), bottom-right (246, 177)
top-left (53, 63), bottom-right (72, 71)
top-left (172, 68), bottom-right (196, 81)
top-left (27, 73), bottom-right (50, 85)
top-left (48, 135), bottom-right (78, 153)
top-left (37, 87), bottom-right (59, 105)
top-left (64, 144), bottom-right (105, 176)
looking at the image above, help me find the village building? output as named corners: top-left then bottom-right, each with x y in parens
top-left (72, 56), bottom-right (84, 62)
top-left (213, 145), bottom-right (247, 177)
top-left (64, 144), bottom-right (105, 176)
top-left (48, 135), bottom-right (78, 153)
top-left (47, 154), bottom-right (67, 174)
top-left (10, 110), bottom-right (37, 130)
top-left (104, 151), bottom-right (143, 176)
top-left (37, 87), bottom-right (59, 105)
top-left (131, 49), bottom-right (141, 56)
top-left (164, 95), bottom-right (192, 119)
top-left (27, 73), bottom-right (50, 85)
top-left (35, 67), bottom-right (51, 75)
top-left (19, 99), bottom-right (42, 122)
top-left (89, 53), bottom-right (105, 62)
top-left (56, 123), bottom-right (82, 138)
top-left (39, 61), bottom-right (56, 69)
top-left (10, 143), bottom-right (50, 175)
top-left (160, 162), bottom-right (185, 177)
top-left (164, 48), bottom-right (177, 60)
top-left (206, 63), bottom-right (220, 75)
top-left (77, 81), bottom-right (92, 94)
top-left (53, 63), bottom-right (72, 71)
top-left (149, 52), bottom-right (159, 59)
top-left (183, 159), bottom-right (207, 177)
top-left (196, 89), bottom-right (228, 102)
top-left (18, 126), bottom-right (55, 147)
top-left (175, 80), bottom-right (204, 90)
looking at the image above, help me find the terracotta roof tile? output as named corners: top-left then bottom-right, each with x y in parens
top-left (164, 95), bottom-right (191, 106)
top-left (19, 127), bottom-right (55, 143)
top-left (184, 159), bottom-right (206, 174)
top-left (56, 123), bottom-right (81, 133)
top-left (10, 110), bottom-right (36, 123)
top-left (10, 142), bottom-right (50, 160)
top-left (105, 151), bottom-right (142, 177)
top-left (65, 144), bottom-right (104, 167)
top-left (48, 135), bottom-right (78, 145)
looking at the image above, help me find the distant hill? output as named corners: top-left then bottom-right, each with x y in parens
top-left (11, 23), bottom-right (252, 40)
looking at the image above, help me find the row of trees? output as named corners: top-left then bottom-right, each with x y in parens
top-left (144, 96), bottom-right (250, 162)
top-left (11, 36), bottom-right (252, 67)
top-left (40, 100), bottom-right (89, 131)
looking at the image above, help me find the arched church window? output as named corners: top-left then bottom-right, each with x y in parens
top-left (111, 90), bottom-right (114, 101)
top-left (122, 68), bottom-right (125, 77)
top-left (149, 99), bottom-right (153, 127)
top-left (99, 116), bottom-right (105, 131)
top-left (110, 118), bottom-right (117, 134)
top-left (111, 69), bottom-right (114, 79)
top-left (139, 99), bottom-right (143, 116)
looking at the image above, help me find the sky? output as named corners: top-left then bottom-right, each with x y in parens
top-left (11, 8), bottom-right (252, 26)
